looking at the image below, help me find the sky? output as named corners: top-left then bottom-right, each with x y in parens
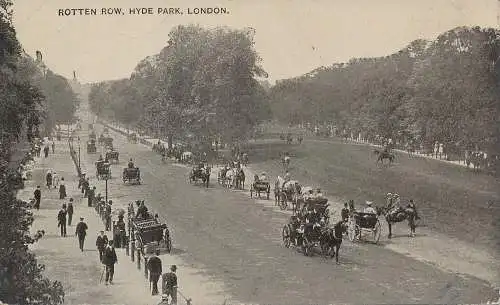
top-left (12, 0), bottom-right (499, 84)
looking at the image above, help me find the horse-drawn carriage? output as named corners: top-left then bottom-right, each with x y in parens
top-left (128, 133), bottom-right (137, 143)
top-left (250, 178), bottom-right (270, 199)
top-left (189, 165), bottom-right (210, 188)
top-left (95, 160), bottom-right (111, 180)
top-left (128, 203), bottom-right (172, 253)
top-left (297, 197), bottom-right (330, 225)
top-left (105, 149), bottom-right (119, 163)
top-left (103, 137), bottom-right (113, 150)
top-left (123, 167), bottom-right (141, 185)
top-left (87, 140), bottom-right (97, 154)
top-left (282, 213), bottom-right (345, 261)
top-left (347, 211), bottom-right (382, 244)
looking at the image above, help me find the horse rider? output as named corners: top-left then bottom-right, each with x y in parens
top-left (390, 193), bottom-right (403, 213)
top-left (341, 202), bottom-right (350, 222)
top-left (128, 158), bottom-right (134, 168)
top-left (282, 171), bottom-right (291, 189)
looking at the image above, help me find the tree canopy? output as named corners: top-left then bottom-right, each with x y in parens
top-left (89, 24), bottom-right (271, 146)
top-left (270, 26), bottom-right (500, 153)
top-left (1, 0), bottom-right (66, 303)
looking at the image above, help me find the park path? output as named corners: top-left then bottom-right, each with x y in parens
top-left (17, 138), bottom-right (230, 305)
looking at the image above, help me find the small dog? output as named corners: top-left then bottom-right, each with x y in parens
top-left (33, 230), bottom-right (45, 242)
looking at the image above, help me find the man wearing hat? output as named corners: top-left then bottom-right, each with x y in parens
top-left (33, 185), bottom-right (41, 210)
top-left (162, 265), bottom-right (178, 304)
top-left (75, 217), bottom-right (88, 252)
top-left (146, 249), bottom-right (162, 295)
top-left (105, 200), bottom-right (112, 231)
top-left (103, 240), bottom-right (118, 285)
top-left (96, 230), bottom-right (109, 262)
top-left (341, 202), bottom-right (350, 222)
top-left (78, 173), bottom-right (86, 191)
top-left (67, 198), bottom-right (74, 226)
top-left (57, 204), bottom-right (67, 237)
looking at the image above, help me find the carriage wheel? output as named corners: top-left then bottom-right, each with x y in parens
top-left (373, 220), bottom-right (382, 244)
top-left (282, 225), bottom-right (291, 248)
top-left (347, 220), bottom-right (357, 242)
top-left (278, 194), bottom-right (287, 210)
top-left (266, 189), bottom-right (270, 200)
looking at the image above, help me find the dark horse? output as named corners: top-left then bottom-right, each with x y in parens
top-left (189, 166), bottom-right (211, 188)
top-left (378, 204), bottom-right (418, 238)
top-left (374, 149), bottom-right (395, 164)
top-left (234, 167), bottom-right (245, 190)
top-left (319, 220), bottom-right (347, 263)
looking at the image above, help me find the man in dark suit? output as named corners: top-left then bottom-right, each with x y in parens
top-left (67, 198), bottom-right (74, 226)
top-left (87, 186), bottom-right (95, 207)
top-left (96, 231), bottom-right (108, 262)
top-left (75, 217), bottom-right (88, 251)
top-left (162, 265), bottom-right (178, 304)
top-left (146, 249), bottom-right (162, 295)
top-left (33, 186), bottom-right (41, 210)
top-left (57, 204), bottom-right (67, 237)
top-left (105, 200), bottom-right (112, 231)
top-left (102, 240), bottom-right (118, 285)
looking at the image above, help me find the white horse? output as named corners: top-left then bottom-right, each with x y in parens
top-left (225, 168), bottom-right (237, 188)
top-left (181, 151), bottom-right (193, 163)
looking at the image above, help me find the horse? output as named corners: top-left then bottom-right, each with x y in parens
top-left (374, 149), bottom-right (395, 164)
top-left (319, 220), bottom-right (347, 264)
top-left (224, 168), bottom-right (237, 188)
top-left (234, 168), bottom-right (245, 190)
top-left (282, 156), bottom-right (290, 170)
top-left (378, 203), bottom-right (418, 238)
top-left (181, 151), bottom-right (193, 164)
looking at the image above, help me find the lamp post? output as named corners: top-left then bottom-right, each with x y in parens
top-left (77, 136), bottom-right (81, 170)
top-left (105, 176), bottom-right (108, 205)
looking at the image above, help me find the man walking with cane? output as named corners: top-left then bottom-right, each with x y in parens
top-left (75, 217), bottom-right (88, 252)
top-left (162, 265), bottom-right (178, 305)
top-left (146, 249), bottom-right (162, 295)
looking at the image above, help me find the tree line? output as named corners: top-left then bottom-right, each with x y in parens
top-left (88, 25), bottom-right (272, 149)
top-left (269, 26), bottom-right (500, 154)
top-left (1, 0), bottom-right (76, 303)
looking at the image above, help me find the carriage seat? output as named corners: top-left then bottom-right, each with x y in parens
top-left (353, 212), bottom-right (378, 228)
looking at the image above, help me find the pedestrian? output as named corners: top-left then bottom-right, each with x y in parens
top-left (57, 204), bottom-right (67, 237)
top-left (43, 145), bottom-right (49, 158)
top-left (105, 200), bottom-right (112, 231)
top-left (33, 186), bottom-right (41, 210)
top-left (67, 198), bottom-right (74, 226)
top-left (83, 178), bottom-right (90, 198)
top-left (52, 171), bottom-right (59, 189)
top-left (46, 170), bottom-right (53, 189)
top-left (75, 217), bottom-right (88, 251)
top-left (51, 141), bottom-right (55, 154)
top-left (96, 231), bottom-right (108, 262)
top-left (103, 240), bottom-right (118, 285)
top-left (78, 173), bottom-right (86, 190)
top-left (162, 265), bottom-right (178, 305)
top-left (87, 186), bottom-right (96, 207)
top-left (147, 249), bottom-right (162, 295)
top-left (59, 177), bottom-right (66, 199)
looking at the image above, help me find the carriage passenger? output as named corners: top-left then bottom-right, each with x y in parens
top-left (128, 158), bottom-right (134, 168)
top-left (259, 172), bottom-right (268, 182)
top-left (363, 201), bottom-right (376, 214)
top-left (313, 188), bottom-right (324, 199)
top-left (341, 202), bottom-right (350, 222)
top-left (136, 201), bottom-right (149, 219)
top-left (98, 154), bottom-right (103, 161)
